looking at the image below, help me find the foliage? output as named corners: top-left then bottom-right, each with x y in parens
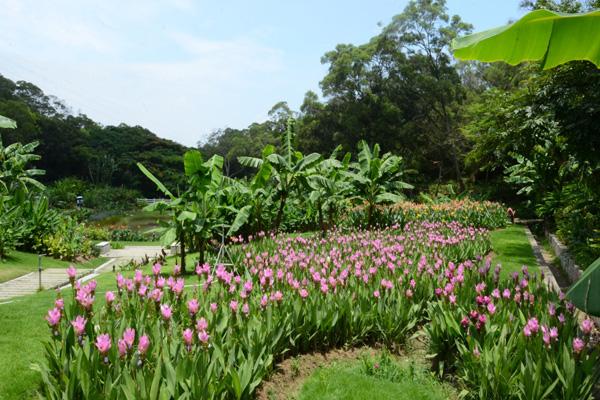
top-left (344, 140), bottom-right (413, 226)
top-left (452, 9), bottom-right (600, 70)
top-left (343, 199), bottom-right (507, 230)
top-left (38, 222), bottom-right (599, 399)
top-left (41, 216), bottom-right (94, 261)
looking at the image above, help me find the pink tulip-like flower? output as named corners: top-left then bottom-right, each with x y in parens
top-left (526, 317), bottom-right (539, 334)
top-left (156, 277), bottom-right (166, 288)
top-left (449, 294), bottom-right (457, 305)
top-left (272, 291), bottom-right (283, 302)
top-left (242, 303), bottom-right (250, 315)
top-left (523, 325), bottom-right (532, 337)
top-left (461, 316), bottom-right (469, 328)
top-left (138, 335), bottom-right (150, 355)
top-left (55, 298), bottom-right (64, 310)
top-left (187, 299), bottom-right (199, 316)
top-left (123, 328), bottom-right (135, 348)
top-left (198, 330), bottom-right (210, 344)
top-left (405, 289), bottom-right (413, 298)
top-left (134, 270), bottom-right (143, 285)
top-left (473, 347), bottom-right (480, 358)
top-left (502, 288), bottom-right (511, 299)
top-left (95, 333), bottom-right (111, 354)
top-left (71, 315), bottom-right (87, 336)
top-left (210, 302), bottom-right (218, 313)
top-left (173, 264), bottom-right (181, 276)
top-left (487, 302), bottom-right (496, 315)
top-left (118, 339), bottom-right (128, 358)
top-left (581, 319), bottom-right (594, 335)
top-left (160, 304), bottom-right (173, 321)
top-left (299, 288), bottom-right (309, 299)
top-left (183, 328), bottom-right (194, 346)
top-left (105, 291), bottom-right (115, 304)
top-left (66, 266), bottom-right (77, 280)
top-left (373, 290), bottom-right (380, 299)
top-left (196, 317), bottom-right (208, 332)
top-left (46, 308), bottom-right (61, 327)
top-left (549, 327), bottom-right (558, 340)
top-left (573, 337), bottom-right (585, 354)
top-left (229, 300), bottom-right (239, 313)
top-left (152, 263), bottom-right (161, 276)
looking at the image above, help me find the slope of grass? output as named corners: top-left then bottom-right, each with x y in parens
top-left (297, 360), bottom-right (454, 400)
top-left (490, 224), bottom-right (538, 280)
top-left (0, 252), bottom-right (108, 283)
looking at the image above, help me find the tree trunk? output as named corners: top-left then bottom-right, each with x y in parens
top-left (274, 194), bottom-right (287, 232)
top-left (179, 230), bottom-right (186, 273)
top-left (318, 201), bottom-right (325, 236)
top-left (198, 238), bottom-right (205, 265)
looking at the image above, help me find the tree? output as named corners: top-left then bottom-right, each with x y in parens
top-left (345, 141), bottom-right (413, 226)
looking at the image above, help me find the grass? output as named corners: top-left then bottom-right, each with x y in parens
top-left (0, 252), bottom-right (108, 283)
top-left (296, 359), bottom-right (454, 400)
top-left (490, 224), bottom-right (538, 279)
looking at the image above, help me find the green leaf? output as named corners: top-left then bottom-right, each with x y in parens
top-left (227, 205), bottom-right (251, 237)
top-left (137, 162), bottom-right (175, 199)
top-left (184, 150), bottom-right (204, 176)
top-left (0, 114), bottom-right (16, 129)
top-left (452, 9), bottom-right (600, 69)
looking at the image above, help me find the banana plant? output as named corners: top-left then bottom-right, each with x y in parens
top-left (240, 119), bottom-right (321, 232)
top-left (344, 140), bottom-right (413, 227)
top-left (138, 150), bottom-right (249, 269)
top-left (306, 146), bottom-right (352, 234)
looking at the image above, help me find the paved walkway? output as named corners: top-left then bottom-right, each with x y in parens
top-left (0, 268), bottom-right (91, 301)
top-left (0, 246), bottom-right (166, 302)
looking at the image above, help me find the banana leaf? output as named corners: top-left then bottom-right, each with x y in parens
top-left (566, 256), bottom-right (600, 317)
top-left (0, 114), bottom-right (16, 129)
top-left (452, 9), bottom-right (600, 69)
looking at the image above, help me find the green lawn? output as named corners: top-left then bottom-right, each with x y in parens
top-left (0, 252), bottom-right (108, 283)
top-left (93, 210), bottom-right (169, 232)
top-left (490, 224), bottom-right (538, 279)
top-left (297, 360), bottom-right (455, 400)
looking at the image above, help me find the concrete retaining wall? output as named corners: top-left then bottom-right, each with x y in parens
top-left (546, 232), bottom-right (582, 283)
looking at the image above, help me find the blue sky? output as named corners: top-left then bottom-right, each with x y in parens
top-left (0, 0), bottom-right (524, 146)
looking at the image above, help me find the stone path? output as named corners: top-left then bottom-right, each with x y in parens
top-left (0, 246), bottom-right (167, 302)
top-left (0, 268), bottom-right (91, 302)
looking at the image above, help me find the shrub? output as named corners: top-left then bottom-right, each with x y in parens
top-left (41, 217), bottom-right (94, 260)
top-left (343, 200), bottom-right (507, 230)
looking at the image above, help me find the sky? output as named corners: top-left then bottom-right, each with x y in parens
top-left (0, 0), bottom-right (525, 147)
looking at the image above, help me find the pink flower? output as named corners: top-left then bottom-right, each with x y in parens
top-left (573, 338), bottom-right (585, 354)
top-left (229, 300), bottom-right (238, 313)
top-left (187, 299), bottom-right (199, 316)
top-left (183, 328), bottom-right (194, 346)
top-left (461, 316), bottom-right (469, 328)
top-left (95, 333), bottom-right (111, 354)
top-left (581, 319), bottom-right (594, 335)
top-left (502, 288), bottom-right (511, 299)
top-left (260, 295), bottom-right (268, 308)
top-left (71, 315), bottom-right (87, 336)
top-left (405, 289), bottom-right (413, 298)
top-left (45, 308), bottom-right (61, 327)
top-left (449, 294), bottom-right (457, 305)
top-left (160, 304), bottom-right (173, 321)
top-left (105, 291), bottom-right (115, 304)
top-left (66, 266), bottom-right (77, 280)
top-left (173, 264), bottom-right (181, 275)
top-left (242, 303), bottom-right (250, 315)
top-left (299, 288), bottom-right (309, 299)
top-left (549, 327), bottom-right (558, 340)
top-left (487, 303), bottom-right (496, 315)
top-left (123, 328), bottom-right (135, 348)
top-left (54, 298), bottom-right (64, 310)
top-left (473, 347), bottom-right (480, 358)
top-left (118, 339), bottom-right (127, 358)
top-left (138, 335), bottom-right (150, 355)
top-left (523, 325), bottom-right (532, 337)
top-left (134, 270), bottom-right (143, 285)
top-left (373, 290), bottom-right (380, 298)
top-left (198, 330), bottom-right (210, 344)
top-left (152, 263), bottom-right (161, 276)
top-left (526, 317), bottom-right (539, 334)
top-left (196, 317), bottom-right (208, 331)
top-left (210, 303), bottom-right (218, 313)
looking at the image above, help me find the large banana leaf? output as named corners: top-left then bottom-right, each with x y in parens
top-left (452, 9), bottom-right (600, 70)
top-left (0, 114), bottom-right (16, 129)
top-left (566, 256), bottom-right (600, 317)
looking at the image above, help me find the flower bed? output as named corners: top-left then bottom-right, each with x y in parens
top-left (343, 199), bottom-right (507, 230)
top-left (38, 222), bottom-right (598, 399)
